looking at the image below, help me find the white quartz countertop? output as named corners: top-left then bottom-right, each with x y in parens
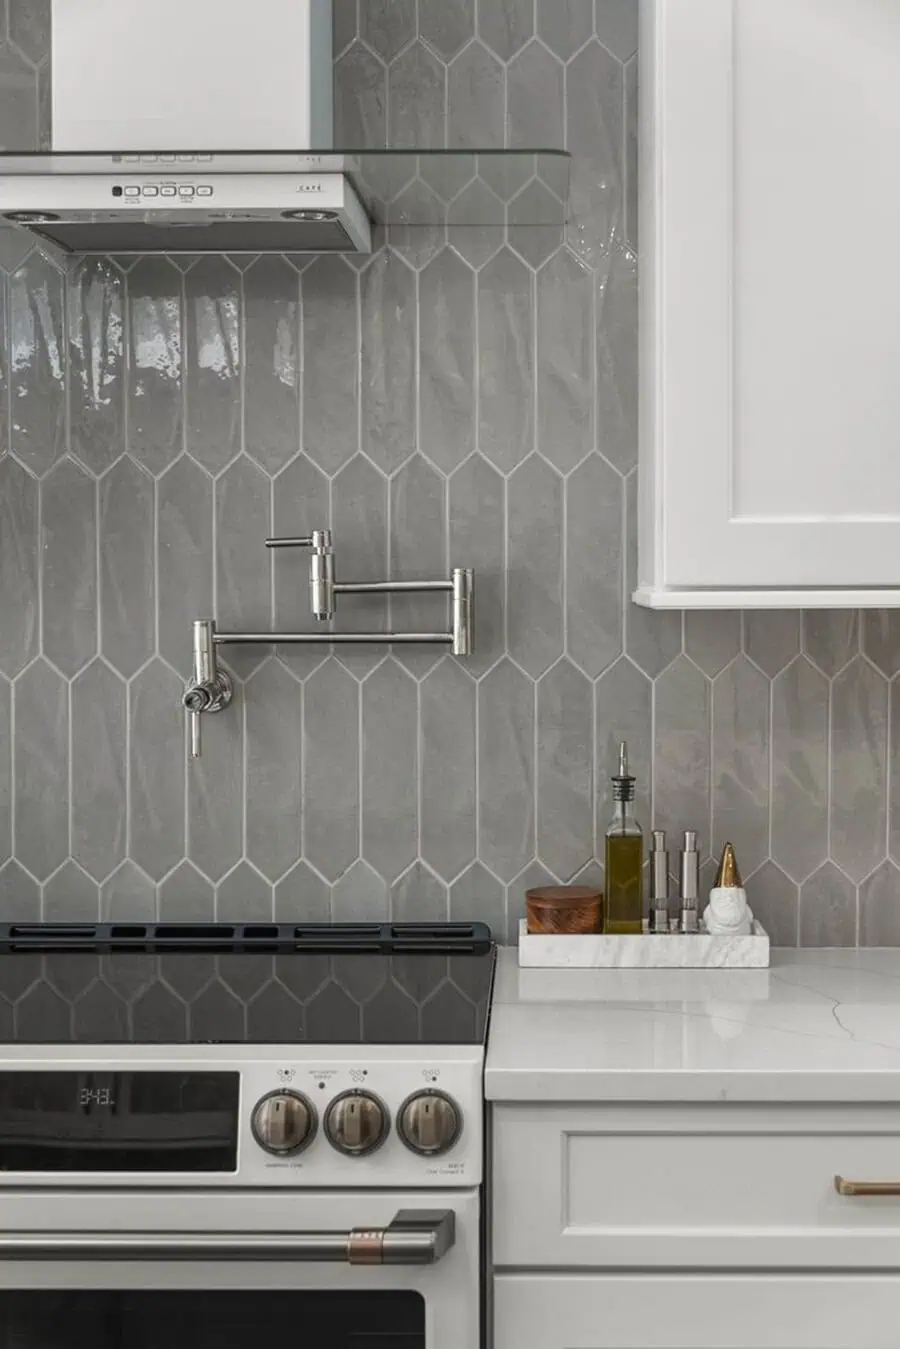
top-left (485, 948), bottom-right (900, 1103)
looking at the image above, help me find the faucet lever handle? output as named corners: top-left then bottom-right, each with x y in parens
top-left (264, 529), bottom-right (335, 622)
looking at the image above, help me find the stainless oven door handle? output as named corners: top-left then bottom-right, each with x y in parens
top-left (0, 1210), bottom-right (455, 1267)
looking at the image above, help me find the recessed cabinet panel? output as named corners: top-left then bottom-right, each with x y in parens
top-left (639, 0), bottom-right (900, 602)
top-left (493, 1103), bottom-right (900, 1268)
top-left (494, 1274), bottom-right (900, 1349)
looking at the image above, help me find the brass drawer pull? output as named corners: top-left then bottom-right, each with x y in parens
top-left (835, 1175), bottom-right (900, 1197)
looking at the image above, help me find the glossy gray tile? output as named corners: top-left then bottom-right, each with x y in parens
top-left (361, 658), bottom-right (418, 883)
top-left (389, 41), bottom-right (446, 149)
top-left (537, 659), bottom-right (593, 881)
top-left (129, 659), bottom-right (185, 882)
top-left (361, 0), bottom-right (416, 62)
top-left (477, 0), bottom-right (533, 62)
top-left (391, 860), bottom-right (448, 924)
top-left (44, 860), bottom-right (100, 922)
top-left (127, 257), bottom-right (183, 478)
top-left (68, 258), bottom-right (125, 476)
top-left (800, 861), bottom-right (857, 948)
top-left (215, 453), bottom-right (271, 677)
top-left (448, 453), bottom-right (505, 677)
top-left (0, 678), bottom-right (9, 867)
top-left (771, 657), bottom-right (828, 884)
top-left (566, 453), bottom-right (622, 678)
top-left (188, 677), bottom-right (243, 884)
top-left (0, 3), bottom-right (894, 945)
top-left (245, 659), bottom-right (304, 881)
top-left (508, 40), bottom-right (564, 149)
top-left (9, 252), bottom-right (65, 476)
top-left (830, 657), bottom-right (888, 883)
top-left (389, 454), bottom-right (447, 676)
top-left (684, 612), bottom-right (741, 679)
top-left (540, 0), bottom-right (593, 59)
top-left (14, 658), bottom-right (68, 882)
top-left (302, 255), bottom-right (359, 476)
top-left (303, 658), bottom-right (360, 883)
top-left (0, 456), bottom-right (38, 678)
top-left (653, 655), bottom-right (711, 858)
top-left (420, 657), bottom-right (477, 881)
top-left (41, 457), bottom-right (97, 678)
top-left (419, 248), bottom-right (476, 474)
top-left (447, 40), bottom-right (504, 149)
top-left (332, 859), bottom-right (389, 923)
top-left (478, 248), bottom-right (534, 474)
top-left (860, 860), bottom-right (900, 947)
top-left (185, 256), bottom-right (242, 475)
top-left (71, 660), bottom-right (126, 884)
top-left (156, 454), bottom-right (213, 678)
top-left (420, 0), bottom-right (475, 60)
top-left (537, 248), bottom-right (594, 473)
top-left (507, 454), bottom-right (564, 677)
top-left (478, 658), bottom-right (535, 883)
top-left (712, 655), bottom-right (770, 878)
top-left (361, 250), bottom-right (416, 474)
top-left (99, 456), bottom-right (154, 678)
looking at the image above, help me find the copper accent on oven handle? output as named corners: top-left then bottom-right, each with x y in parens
top-left (835, 1175), bottom-right (900, 1197)
top-left (0, 1211), bottom-right (455, 1266)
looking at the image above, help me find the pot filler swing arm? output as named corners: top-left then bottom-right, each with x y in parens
top-left (183, 529), bottom-right (475, 759)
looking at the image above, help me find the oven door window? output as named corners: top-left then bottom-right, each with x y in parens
top-left (0, 1290), bottom-right (425, 1347)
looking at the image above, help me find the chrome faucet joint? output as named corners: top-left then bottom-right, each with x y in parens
top-left (185, 527), bottom-right (475, 758)
top-left (183, 619), bottom-right (233, 760)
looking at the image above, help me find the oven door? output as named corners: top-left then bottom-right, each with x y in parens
top-left (0, 1188), bottom-right (480, 1349)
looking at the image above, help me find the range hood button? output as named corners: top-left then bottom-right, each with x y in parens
top-left (178, 186), bottom-right (195, 198)
top-left (197, 186), bottom-right (213, 197)
top-left (142, 186), bottom-right (158, 197)
top-left (160, 186), bottom-right (176, 197)
top-left (124, 186), bottom-right (140, 197)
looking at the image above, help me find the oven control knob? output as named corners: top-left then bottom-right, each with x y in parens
top-left (397, 1091), bottom-right (461, 1157)
top-left (251, 1090), bottom-right (317, 1156)
top-left (324, 1090), bottom-right (389, 1156)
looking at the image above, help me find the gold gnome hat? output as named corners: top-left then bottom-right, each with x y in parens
top-left (714, 841), bottom-right (743, 889)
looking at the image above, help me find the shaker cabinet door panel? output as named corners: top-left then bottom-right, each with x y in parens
top-left (494, 1274), bottom-right (900, 1349)
top-left (639, 0), bottom-right (900, 601)
top-left (493, 1102), bottom-right (900, 1269)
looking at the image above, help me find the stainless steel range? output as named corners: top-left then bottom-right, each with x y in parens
top-left (0, 922), bottom-right (495, 1349)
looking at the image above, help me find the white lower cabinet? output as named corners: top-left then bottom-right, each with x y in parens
top-left (492, 1103), bottom-right (900, 1349)
top-left (494, 1274), bottom-right (900, 1349)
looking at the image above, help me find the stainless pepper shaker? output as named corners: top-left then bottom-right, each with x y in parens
top-left (650, 830), bottom-right (670, 934)
top-left (679, 830), bottom-right (699, 933)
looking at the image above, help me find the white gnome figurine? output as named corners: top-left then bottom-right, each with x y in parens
top-left (703, 842), bottom-right (753, 936)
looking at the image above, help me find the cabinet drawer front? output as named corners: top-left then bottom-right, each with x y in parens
top-left (493, 1104), bottom-right (900, 1267)
top-left (494, 1274), bottom-right (900, 1349)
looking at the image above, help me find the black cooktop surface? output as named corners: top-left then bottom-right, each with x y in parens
top-left (0, 924), bottom-right (495, 1046)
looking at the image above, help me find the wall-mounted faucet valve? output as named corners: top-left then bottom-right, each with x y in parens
top-left (183, 619), bottom-right (233, 759)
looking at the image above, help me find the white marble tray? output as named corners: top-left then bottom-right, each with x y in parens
top-left (517, 919), bottom-right (770, 969)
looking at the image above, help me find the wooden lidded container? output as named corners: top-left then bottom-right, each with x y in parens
top-left (526, 885), bottom-right (603, 935)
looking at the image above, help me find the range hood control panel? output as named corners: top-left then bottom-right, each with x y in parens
top-left (113, 184), bottom-right (215, 199)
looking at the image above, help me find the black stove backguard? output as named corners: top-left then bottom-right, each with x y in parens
top-left (0, 924), bottom-right (496, 1046)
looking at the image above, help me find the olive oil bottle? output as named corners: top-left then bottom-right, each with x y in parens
top-left (604, 741), bottom-right (644, 934)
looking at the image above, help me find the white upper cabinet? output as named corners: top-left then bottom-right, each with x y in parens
top-left (637, 0), bottom-right (900, 608)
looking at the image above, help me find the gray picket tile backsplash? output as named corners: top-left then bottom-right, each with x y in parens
top-left (0, 1), bottom-right (894, 944)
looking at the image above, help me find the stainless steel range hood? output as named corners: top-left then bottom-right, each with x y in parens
top-left (0, 0), bottom-right (373, 255)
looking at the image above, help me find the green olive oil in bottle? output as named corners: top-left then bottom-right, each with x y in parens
top-left (604, 741), bottom-right (644, 934)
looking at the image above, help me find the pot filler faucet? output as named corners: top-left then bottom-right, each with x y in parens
top-left (183, 528), bottom-right (475, 759)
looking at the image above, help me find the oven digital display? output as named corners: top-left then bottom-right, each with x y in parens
top-left (0, 1072), bottom-right (240, 1172)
